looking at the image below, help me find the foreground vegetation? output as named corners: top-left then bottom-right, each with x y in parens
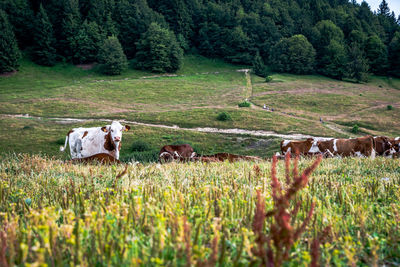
top-left (0, 154), bottom-right (399, 266)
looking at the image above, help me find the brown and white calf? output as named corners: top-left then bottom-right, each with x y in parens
top-left (373, 136), bottom-right (399, 157)
top-left (60, 121), bottom-right (130, 160)
top-left (159, 144), bottom-right (196, 162)
top-left (316, 136), bottom-right (375, 158)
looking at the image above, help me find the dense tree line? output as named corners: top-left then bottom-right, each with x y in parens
top-left (0, 0), bottom-right (399, 79)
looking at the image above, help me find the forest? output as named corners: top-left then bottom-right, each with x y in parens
top-left (1, 0), bottom-right (400, 81)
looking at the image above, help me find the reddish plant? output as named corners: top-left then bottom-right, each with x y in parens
top-left (252, 152), bottom-right (322, 266)
top-left (0, 229), bottom-right (8, 267)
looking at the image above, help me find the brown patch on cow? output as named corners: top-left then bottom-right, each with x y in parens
top-left (82, 131), bottom-right (88, 138)
top-left (101, 126), bottom-right (108, 132)
top-left (70, 153), bottom-right (121, 164)
top-left (67, 129), bottom-right (74, 136)
top-left (104, 132), bottom-right (116, 151)
top-left (118, 142), bottom-right (121, 151)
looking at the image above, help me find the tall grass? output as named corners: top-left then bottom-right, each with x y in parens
top-left (0, 154), bottom-right (399, 266)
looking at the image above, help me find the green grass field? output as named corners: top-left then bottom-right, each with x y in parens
top-left (0, 155), bottom-right (399, 266)
top-left (1, 55), bottom-right (400, 158)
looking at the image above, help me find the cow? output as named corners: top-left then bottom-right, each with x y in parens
top-left (159, 144), bottom-right (196, 163)
top-left (60, 121), bottom-right (130, 160)
top-left (373, 136), bottom-right (398, 157)
top-left (280, 137), bottom-right (332, 156)
top-left (316, 136), bottom-right (375, 158)
top-left (69, 153), bottom-right (121, 164)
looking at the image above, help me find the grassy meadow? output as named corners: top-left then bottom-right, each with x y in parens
top-left (0, 155), bottom-right (399, 266)
top-left (1, 55), bottom-right (400, 158)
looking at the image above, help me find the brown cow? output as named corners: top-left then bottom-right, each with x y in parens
top-left (159, 144), bottom-right (195, 163)
top-left (316, 136), bottom-right (375, 157)
top-left (69, 153), bottom-right (121, 164)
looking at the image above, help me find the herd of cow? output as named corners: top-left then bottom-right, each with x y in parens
top-left (59, 121), bottom-right (400, 164)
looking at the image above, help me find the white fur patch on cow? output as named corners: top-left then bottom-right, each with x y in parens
top-left (395, 137), bottom-right (400, 141)
top-left (308, 139), bottom-right (321, 153)
top-left (333, 139), bottom-right (338, 152)
top-left (354, 151), bottom-right (365, 158)
top-left (282, 140), bottom-right (291, 147)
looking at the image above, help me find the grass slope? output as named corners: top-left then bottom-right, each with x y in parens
top-left (1, 55), bottom-right (400, 157)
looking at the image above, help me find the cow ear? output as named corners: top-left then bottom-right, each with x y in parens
top-left (124, 125), bottom-right (130, 131)
top-left (101, 126), bottom-right (108, 132)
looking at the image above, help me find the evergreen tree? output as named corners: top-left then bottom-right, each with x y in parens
top-left (0, 9), bottom-right (20, 73)
top-left (135, 22), bottom-right (183, 73)
top-left (378, 0), bottom-right (390, 17)
top-left (31, 4), bottom-right (57, 66)
top-left (270, 34), bottom-right (316, 74)
top-left (221, 26), bottom-right (252, 64)
top-left (365, 35), bottom-right (388, 75)
top-left (72, 20), bottom-right (102, 64)
top-left (347, 43), bottom-right (369, 82)
top-left (98, 35), bottom-right (128, 75)
top-left (252, 51), bottom-right (266, 77)
top-left (0, 0), bottom-right (34, 49)
top-left (60, 0), bottom-right (81, 60)
top-left (319, 40), bottom-right (348, 80)
top-left (388, 32), bottom-right (400, 77)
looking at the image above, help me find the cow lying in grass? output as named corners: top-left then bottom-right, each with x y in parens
top-left (60, 121), bottom-right (130, 160)
top-left (159, 144), bottom-right (196, 163)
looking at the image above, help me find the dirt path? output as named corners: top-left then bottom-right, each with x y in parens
top-left (2, 113), bottom-right (320, 140)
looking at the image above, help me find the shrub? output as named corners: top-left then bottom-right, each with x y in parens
top-left (98, 35), bottom-right (128, 75)
top-left (351, 124), bottom-right (359, 133)
top-left (131, 140), bottom-right (152, 152)
top-left (387, 105), bottom-right (393, 110)
top-left (217, 112), bottom-right (232, 121)
top-left (265, 76), bottom-right (273, 82)
top-left (238, 101), bottom-right (251, 107)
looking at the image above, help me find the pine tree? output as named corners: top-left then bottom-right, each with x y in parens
top-left (252, 51), bottom-right (266, 77)
top-left (135, 22), bottom-right (183, 73)
top-left (31, 4), bottom-right (57, 66)
top-left (378, 0), bottom-right (390, 17)
top-left (319, 40), bottom-right (348, 80)
top-left (365, 35), bottom-right (388, 75)
top-left (347, 43), bottom-right (369, 82)
top-left (60, 0), bottom-right (81, 60)
top-left (389, 32), bottom-right (400, 77)
top-left (270, 35), bottom-right (316, 75)
top-left (0, 9), bottom-right (20, 73)
top-left (72, 20), bottom-right (102, 64)
top-left (98, 35), bottom-right (128, 75)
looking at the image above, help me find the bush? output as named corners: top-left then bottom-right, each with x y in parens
top-left (238, 101), bottom-right (251, 107)
top-left (351, 124), bottom-right (359, 134)
top-left (265, 76), bottom-right (273, 82)
top-left (217, 112), bottom-right (232, 121)
top-left (131, 140), bottom-right (152, 152)
top-left (387, 105), bottom-right (393, 110)
top-left (98, 35), bottom-right (128, 75)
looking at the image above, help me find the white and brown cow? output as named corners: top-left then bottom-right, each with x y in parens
top-left (60, 121), bottom-right (130, 160)
top-left (373, 136), bottom-right (398, 157)
top-left (316, 136), bottom-right (375, 158)
top-left (280, 137), bottom-right (332, 156)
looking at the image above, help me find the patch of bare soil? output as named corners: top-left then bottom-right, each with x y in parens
top-left (76, 63), bottom-right (96, 70)
top-left (0, 70), bottom-right (17, 77)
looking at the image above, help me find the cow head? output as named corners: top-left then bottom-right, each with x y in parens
top-left (102, 121), bottom-right (130, 145)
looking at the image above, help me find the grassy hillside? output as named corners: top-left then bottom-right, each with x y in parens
top-left (1, 55), bottom-right (400, 158)
top-left (0, 155), bottom-right (399, 265)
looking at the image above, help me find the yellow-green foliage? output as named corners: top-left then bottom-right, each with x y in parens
top-left (0, 154), bottom-right (399, 266)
